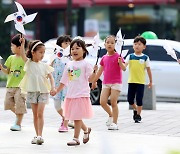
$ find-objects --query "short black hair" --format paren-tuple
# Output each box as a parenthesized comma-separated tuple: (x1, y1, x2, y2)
(56, 35, 72, 47)
(11, 34, 28, 48)
(134, 36, 146, 45)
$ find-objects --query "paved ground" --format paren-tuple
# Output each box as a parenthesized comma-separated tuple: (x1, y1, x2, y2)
(0, 87, 180, 154)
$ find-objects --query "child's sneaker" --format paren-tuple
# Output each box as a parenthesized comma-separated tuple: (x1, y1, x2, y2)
(106, 117, 113, 126)
(10, 124, 21, 131)
(134, 115, 142, 123)
(36, 136, 44, 145)
(58, 125, 68, 132)
(133, 110, 137, 121)
(31, 136, 37, 144)
(58, 121, 68, 132)
(108, 123, 119, 130)
(68, 121, 74, 128)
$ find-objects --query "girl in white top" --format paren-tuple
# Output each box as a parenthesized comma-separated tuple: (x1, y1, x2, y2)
(19, 38, 55, 145)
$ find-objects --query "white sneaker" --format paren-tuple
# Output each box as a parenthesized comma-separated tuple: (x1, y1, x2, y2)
(68, 121, 74, 128)
(31, 136, 37, 144)
(106, 117, 113, 126)
(108, 123, 119, 130)
(36, 136, 44, 145)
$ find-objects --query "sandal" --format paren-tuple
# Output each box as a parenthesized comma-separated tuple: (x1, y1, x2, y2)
(67, 138, 80, 146)
(83, 127, 91, 144)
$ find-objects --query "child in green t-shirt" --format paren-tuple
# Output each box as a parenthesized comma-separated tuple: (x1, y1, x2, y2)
(0, 34, 27, 131)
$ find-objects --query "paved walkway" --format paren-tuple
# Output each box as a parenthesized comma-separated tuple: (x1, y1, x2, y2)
(0, 87, 180, 154)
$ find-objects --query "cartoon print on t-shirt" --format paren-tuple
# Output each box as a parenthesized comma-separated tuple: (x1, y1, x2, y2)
(68, 66, 81, 81)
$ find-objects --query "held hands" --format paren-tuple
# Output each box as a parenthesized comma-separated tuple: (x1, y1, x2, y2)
(50, 88, 57, 96)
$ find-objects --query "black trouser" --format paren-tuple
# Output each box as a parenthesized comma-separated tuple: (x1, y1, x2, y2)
(127, 83, 145, 106)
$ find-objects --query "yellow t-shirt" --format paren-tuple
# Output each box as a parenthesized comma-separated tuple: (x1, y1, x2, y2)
(125, 53, 150, 84)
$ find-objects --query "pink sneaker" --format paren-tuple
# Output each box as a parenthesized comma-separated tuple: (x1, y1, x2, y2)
(58, 121, 68, 132)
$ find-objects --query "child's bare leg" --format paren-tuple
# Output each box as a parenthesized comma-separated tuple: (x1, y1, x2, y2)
(16, 114, 23, 126)
(137, 105, 142, 115)
(110, 89, 120, 124)
(74, 120, 82, 139)
(100, 88, 112, 117)
(37, 103, 45, 136)
(31, 103, 38, 135)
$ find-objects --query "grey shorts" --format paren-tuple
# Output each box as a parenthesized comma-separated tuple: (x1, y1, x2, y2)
(26, 92, 49, 104)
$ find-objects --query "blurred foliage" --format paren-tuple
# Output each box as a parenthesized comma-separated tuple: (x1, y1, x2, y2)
(168, 150, 180, 154)
(0, 1, 12, 60)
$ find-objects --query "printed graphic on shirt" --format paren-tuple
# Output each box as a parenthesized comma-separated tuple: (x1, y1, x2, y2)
(68, 66, 81, 81)
(10, 66, 23, 77)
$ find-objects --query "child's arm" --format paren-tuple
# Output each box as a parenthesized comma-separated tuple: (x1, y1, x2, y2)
(92, 66, 103, 83)
(0, 64, 10, 74)
(88, 65, 98, 83)
(47, 73, 56, 95)
(146, 67, 153, 88)
(118, 57, 126, 71)
(19, 37, 28, 62)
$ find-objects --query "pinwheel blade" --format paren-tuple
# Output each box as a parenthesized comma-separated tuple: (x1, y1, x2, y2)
(0, 56, 3, 59)
(15, 1, 27, 16)
(23, 13, 38, 24)
(115, 28, 124, 54)
(163, 43, 177, 60)
(121, 49, 129, 58)
(4, 14, 15, 23)
(15, 23, 26, 35)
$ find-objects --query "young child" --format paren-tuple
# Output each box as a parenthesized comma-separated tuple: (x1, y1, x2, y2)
(0, 34, 27, 131)
(93, 35, 126, 130)
(51, 38, 97, 146)
(125, 36, 152, 123)
(50, 35, 72, 132)
(19, 38, 55, 145)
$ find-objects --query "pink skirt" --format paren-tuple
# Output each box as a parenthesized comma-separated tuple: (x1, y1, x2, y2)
(63, 97, 93, 120)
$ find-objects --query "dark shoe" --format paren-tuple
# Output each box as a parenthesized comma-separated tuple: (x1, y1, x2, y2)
(67, 138, 80, 146)
(83, 128, 91, 144)
(134, 115, 141, 123)
(133, 110, 137, 121)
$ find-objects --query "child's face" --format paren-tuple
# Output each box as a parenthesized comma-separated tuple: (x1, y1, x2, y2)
(32, 46, 45, 62)
(61, 41, 71, 49)
(70, 43, 84, 61)
(133, 41, 146, 54)
(104, 37, 116, 53)
(11, 43, 20, 55)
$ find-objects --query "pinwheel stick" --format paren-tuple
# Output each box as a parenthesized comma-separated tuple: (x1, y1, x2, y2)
(93, 47, 101, 73)
(120, 34, 125, 56)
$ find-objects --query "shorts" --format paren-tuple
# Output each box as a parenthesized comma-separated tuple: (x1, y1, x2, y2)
(102, 83, 122, 92)
(54, 99, 63, 111)
(4, 88, 27, 114)
(26, 92, 49, 104)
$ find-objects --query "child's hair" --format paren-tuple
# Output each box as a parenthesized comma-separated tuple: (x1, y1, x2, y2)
(56, 35, 72, 47)
(104, 35, 116, 43)
(70, 38, 89, 59)
(11, 34, 28, 48)
(134, 36, 146, 45)
(26, 40, 45, 59)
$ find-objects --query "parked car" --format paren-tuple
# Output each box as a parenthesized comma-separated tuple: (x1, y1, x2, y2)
(44, 38, 180, 105)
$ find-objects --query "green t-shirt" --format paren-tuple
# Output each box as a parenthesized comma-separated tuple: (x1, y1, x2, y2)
(4, 55, 25, 87)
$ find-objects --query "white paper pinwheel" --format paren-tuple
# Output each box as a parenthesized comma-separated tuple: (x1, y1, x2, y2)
(115, 29, 124, 54)
(4, 1, 37, 35)
(87, 33, 101, 57)
(0, 56, 3, 60)
(163, 43, 178, 60)
(49, 45, 70, 64)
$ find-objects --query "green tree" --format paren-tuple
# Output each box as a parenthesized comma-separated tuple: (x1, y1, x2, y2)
(0, 1, 12, 60)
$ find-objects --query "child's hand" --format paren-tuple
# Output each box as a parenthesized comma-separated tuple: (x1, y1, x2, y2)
(118, 57, 123, 64)
(91, 82, 97, 90)
(50, 88, 57, 96)
(177, 59, 180, 64)
(148, 82, 152, 89)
